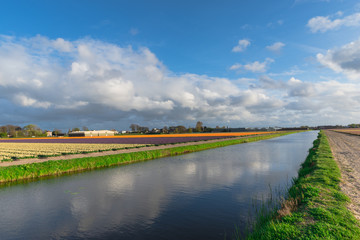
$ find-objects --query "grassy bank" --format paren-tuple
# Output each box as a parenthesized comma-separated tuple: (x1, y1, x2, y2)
(246, 131, 360, 239)
(0, 132, 295, 184)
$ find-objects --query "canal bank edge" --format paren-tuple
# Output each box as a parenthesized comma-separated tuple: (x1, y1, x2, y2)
(246, 131, 360, 240)
(0, 132, 297, 184)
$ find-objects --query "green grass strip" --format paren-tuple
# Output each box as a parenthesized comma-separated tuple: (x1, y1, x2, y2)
(247, 131, 360, 240)
(0, 132, 295, 184)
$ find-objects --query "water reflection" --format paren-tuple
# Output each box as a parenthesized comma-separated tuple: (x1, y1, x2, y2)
(0, 131, 318, 240)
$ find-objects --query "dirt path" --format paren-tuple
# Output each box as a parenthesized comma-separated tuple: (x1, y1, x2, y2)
(0, 136, 249, 167)
(325, 130, 360, 220)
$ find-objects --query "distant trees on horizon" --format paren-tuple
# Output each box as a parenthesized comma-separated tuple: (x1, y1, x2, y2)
(0, 124, 44, 138)
(128, 121, 209, 134)
(2, 122, 360, 138)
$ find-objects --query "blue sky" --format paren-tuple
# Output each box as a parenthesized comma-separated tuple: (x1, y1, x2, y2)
(1, 0, 360, 131)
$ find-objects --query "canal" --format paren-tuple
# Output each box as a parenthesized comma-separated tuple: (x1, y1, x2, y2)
(0, 131, 318, 239)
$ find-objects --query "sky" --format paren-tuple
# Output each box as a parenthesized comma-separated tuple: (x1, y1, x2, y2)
(1, 0, 360, 131)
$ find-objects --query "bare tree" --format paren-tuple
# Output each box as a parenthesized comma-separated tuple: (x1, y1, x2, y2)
(195, 121, 203, 132)
(162, 126, 168, 134)
(130, 124, 140, 132)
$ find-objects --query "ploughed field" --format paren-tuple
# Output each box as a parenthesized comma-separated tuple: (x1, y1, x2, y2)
(0, 132, 270, 162)
(334, 129, 360, 136)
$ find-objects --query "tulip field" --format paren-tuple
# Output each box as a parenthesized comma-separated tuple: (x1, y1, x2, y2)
(0, 132, 272, 162)
(0, 143, 146, 161)
(0, 131, 295, 183)
(0, 132, 269, 144)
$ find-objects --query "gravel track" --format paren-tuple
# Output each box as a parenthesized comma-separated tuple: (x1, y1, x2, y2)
(325, 130, 360, 220)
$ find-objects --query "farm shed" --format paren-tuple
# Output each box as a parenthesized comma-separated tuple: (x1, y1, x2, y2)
(69, 130, 116, 137)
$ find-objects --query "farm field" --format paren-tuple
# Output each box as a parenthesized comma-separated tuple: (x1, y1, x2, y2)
(0, 132, 271, 144)
(0, 132, 272, 162)
(333, 128, 360, 136)
(0, 131, 315, 240)
(0, 143, 146, 162)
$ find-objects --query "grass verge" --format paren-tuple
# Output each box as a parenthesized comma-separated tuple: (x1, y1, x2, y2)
(246, 130, 360, 239)
(0, 132, 295, 184)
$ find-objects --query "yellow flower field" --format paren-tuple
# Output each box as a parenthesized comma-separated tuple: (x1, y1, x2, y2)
(0, 143, 146, 161)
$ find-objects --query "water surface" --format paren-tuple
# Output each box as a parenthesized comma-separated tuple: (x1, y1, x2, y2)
(0, 131, 318, 239)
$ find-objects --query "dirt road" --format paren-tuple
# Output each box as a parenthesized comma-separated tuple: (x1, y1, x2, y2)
(325, 130, 360, 220)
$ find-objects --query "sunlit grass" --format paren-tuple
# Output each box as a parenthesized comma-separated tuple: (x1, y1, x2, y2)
(245, 131, 360, 239)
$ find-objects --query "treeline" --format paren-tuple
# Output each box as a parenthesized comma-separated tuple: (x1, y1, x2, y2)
(129, 121, 206, 134)
(0, 125, 96, 138)
(0, 124, 46, 138)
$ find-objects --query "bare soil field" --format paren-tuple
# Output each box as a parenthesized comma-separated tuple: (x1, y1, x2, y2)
(333, 129, 360, 136)
(325, 130, 360, 220)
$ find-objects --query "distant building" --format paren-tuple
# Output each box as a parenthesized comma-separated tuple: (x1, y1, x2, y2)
(46, 131, 52, 137)
(151, 128, 161, 133)
(68, 130, 117, 137)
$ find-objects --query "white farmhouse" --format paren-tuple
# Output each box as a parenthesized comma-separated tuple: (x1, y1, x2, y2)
(69, 130, 117, 137)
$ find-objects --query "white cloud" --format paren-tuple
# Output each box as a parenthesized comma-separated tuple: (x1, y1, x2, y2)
(266, 42, 285, 52)
(268, 66, 303, 77)
(0, 35, 286, 127)
(229, 63, 242, 70)
(256, 75, 285, 89)
(317, 38, 360, 80)
(52, 38, 73, 52)
(252, 75, 360, 125)
(287, 77, 315, 97)
(230, 58, 274, 73)
(2, 35, 360, 128)
(232, 39, 250, 52)
(13, 94, 51, 108)
(307, 12, 360, 33)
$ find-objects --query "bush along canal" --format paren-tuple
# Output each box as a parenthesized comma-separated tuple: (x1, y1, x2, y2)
(0, 132, 297, 184)
(246, 131, 360, 239)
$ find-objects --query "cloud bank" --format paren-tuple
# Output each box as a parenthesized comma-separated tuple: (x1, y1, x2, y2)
(0, 35, 360, 129)
(0, 35, 285, 128)
(317, 38, 360, 80)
